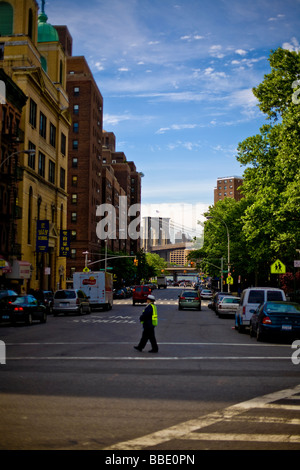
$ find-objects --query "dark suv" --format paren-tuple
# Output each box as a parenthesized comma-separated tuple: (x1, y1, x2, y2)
(132, 285, 152, 305)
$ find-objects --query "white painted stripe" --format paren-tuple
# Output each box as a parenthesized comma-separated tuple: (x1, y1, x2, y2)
(103, 384, 300, 450)
(183, 432, 300, 443)
(5, 341, 290, 348)
(6, 356, 292, 361)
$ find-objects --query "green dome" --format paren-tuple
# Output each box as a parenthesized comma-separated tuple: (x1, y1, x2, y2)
(38, 12, 59, 43)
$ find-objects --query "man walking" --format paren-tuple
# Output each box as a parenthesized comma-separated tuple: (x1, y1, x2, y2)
(134, 295, 158, 353)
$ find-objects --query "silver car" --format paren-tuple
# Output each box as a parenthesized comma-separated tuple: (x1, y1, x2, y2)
(53, 289, 91, 316)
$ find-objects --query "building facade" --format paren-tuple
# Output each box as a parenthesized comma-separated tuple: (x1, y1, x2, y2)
(0, 0, 71, 292)
(214, 176, 243, 204)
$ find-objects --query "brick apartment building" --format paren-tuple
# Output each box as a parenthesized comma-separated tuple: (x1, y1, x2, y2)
(55, 27, 141, 280)
(214, 176, 243, 204)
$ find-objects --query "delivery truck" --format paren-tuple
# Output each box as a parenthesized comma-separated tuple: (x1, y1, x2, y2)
(157, 275, 167, 289)
(73, 271, 113, 310)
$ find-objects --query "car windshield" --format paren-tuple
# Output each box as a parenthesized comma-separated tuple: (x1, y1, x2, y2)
(54, 290, 76, 299)
(11, 296, 27, 305)
(222, 298, 240, 304)
(266, 302, 300, 314)
(248, 290, 265, 303)
(182, 292, 198, 298)
(267, 291, 284, 301)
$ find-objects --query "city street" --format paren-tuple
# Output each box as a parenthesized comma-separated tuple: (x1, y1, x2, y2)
(0, 287, 300, 451)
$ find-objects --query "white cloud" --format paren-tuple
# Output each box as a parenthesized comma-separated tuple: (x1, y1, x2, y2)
(209, 44, 225, 59)
(282, 37, 300, 52)
(235, 49, 247, 56)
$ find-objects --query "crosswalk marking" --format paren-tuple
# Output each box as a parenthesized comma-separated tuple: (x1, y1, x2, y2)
(103, 384, 300, 450)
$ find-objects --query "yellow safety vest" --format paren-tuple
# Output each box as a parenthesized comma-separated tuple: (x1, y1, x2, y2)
(141, 303, 158, 326)
(151, 304, 158, 326)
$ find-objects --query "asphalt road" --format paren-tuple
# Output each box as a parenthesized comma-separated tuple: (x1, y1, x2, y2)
(0, 287, 300, 451)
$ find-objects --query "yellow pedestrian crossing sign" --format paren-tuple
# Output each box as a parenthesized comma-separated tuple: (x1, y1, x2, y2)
(83, 267, 90, 272)
(226, 275, 233, 284)
(271, 259, 286, 274)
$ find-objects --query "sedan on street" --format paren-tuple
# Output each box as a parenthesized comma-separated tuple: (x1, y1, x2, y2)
(250, 301, 300, 341)
(217, 296, 240, 317)
(0, 295, 47, 325)
(200, 289, 213, 300)
(178, 290, 201, 310)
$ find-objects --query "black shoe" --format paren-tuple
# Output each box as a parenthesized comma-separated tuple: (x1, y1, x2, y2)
(148, 349, 158, 353)
(134, 346, 142, 351)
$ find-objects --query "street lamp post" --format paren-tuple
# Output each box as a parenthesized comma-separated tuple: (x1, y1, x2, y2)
(206, 215, 231, 292)
(0, 149, 35, 171)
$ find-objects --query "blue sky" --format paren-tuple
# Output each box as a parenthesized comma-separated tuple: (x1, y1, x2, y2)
(46, 0, 300, 233)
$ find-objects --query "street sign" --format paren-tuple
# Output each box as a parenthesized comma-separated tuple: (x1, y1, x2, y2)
(270, 259, 286, 274)
(226, 276, 233, 284)
(83, 267, 90, 272)
(294, 260, 300, 268)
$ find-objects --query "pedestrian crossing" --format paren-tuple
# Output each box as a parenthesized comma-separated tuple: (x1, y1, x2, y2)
(104, 384, 300, 450)
(114, 299, 178, 306)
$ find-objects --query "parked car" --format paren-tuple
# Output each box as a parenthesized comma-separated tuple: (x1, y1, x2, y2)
(250, 301, 300, 341)
(217, 296, 240, 317)
(212, 292, 233, 312)
(114, 289, 126, 299)
(200, 289, 213, 300)
(235, 287, 286, 332)
(0, 295, 47, 325)
(0, 289, 18, 300)
(132, 285, 152, 305)
(178, 290, 201, 310)
(52, 289, 91, 316)
(32, 290, 53, 313)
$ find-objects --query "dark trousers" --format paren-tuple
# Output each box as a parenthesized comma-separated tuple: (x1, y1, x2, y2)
(137, 327, 158, 351)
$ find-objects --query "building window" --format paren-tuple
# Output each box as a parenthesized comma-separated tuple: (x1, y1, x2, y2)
(38, 152, 45, 177)
(49, 160, 55, 184)
(74, 87, 80, 96)
(72, 175, 78, 186)
(72, 140, 78, 150)
(71, 194, 77, 204)
(50, 123, 56, 148)
(60, 167, 66, 190)
(72, 157, 78, 168)
(71, 212, 77, 223)
(73, 122, 79, 133)
(29, 99, 37, 127)
(27, 187, 33, 244)
(39, 112, 47, 139)
(71, 248, 76, 259)
(28, 142, 36, 169)
(73, 104, 79, 115)
(0, 2, 13, 35)
(61, 133, 66, 155)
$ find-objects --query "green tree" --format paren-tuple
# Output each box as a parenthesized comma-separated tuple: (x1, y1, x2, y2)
(145, 252, 169, 276)
(236, 48, 300, 281)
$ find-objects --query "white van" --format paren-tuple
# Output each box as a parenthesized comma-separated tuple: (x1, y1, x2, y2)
(235, 287, 286, 332)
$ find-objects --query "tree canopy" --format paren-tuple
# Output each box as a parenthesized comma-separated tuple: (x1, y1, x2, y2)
(190, 48, 300, 290)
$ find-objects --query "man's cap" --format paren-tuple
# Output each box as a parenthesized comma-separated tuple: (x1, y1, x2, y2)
(147, 295, 155, 301)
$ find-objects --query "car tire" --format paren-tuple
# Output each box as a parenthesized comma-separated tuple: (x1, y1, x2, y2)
(40, 312, 47, 323)
(26, 313, 33, 326)
(256, 326, 264, 342)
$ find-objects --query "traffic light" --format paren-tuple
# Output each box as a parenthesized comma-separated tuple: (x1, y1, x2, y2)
(134, 258, 138, 266)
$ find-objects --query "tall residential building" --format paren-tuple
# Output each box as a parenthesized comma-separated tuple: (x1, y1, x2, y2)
(214, 176, 243, 204)
(54, 28, 142, 277)
(0, 0, 71, 292)
(64, 55, 104, 279)
(0, 69, 27, 282)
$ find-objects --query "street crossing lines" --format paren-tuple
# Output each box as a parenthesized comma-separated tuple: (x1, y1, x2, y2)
(103, 384, 300, 450)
